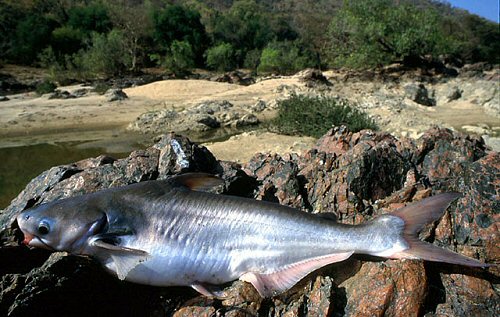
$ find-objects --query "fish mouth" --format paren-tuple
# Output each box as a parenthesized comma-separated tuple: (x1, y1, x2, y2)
(23, 233, 55, 251)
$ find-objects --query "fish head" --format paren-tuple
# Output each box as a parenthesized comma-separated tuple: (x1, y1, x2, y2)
(17, 196, 107, 253)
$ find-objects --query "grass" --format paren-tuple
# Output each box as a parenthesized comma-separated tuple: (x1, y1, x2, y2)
(269, 95, 377, 138)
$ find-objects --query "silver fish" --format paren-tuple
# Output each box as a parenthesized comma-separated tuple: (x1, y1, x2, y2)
(16, 173, 490, 297)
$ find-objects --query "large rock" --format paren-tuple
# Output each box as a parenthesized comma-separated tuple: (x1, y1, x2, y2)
(404, 83, 436, 106)
(128, 100, 259, 135)
(0, 126, 497, 316)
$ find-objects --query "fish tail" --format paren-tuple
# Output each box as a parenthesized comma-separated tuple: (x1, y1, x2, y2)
(388, 193, 492, 267)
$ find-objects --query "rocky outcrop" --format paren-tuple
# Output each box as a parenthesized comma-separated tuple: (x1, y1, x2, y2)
(212, 71, 256, 86)
(105, 88, 128, 102)
(128, 100, 259, 135)
(0, 127, 498, 316)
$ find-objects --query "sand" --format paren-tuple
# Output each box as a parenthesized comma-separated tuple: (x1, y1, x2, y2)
(0, 70, 498, 160)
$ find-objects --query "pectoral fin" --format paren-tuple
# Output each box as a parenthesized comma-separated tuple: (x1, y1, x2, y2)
(90, 236, 150, 280)
(240, 251, 354, 297)
(110, 253, 150, 280)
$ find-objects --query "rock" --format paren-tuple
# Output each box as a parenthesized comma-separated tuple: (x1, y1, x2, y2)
(0, 126, 497, 316)
(295, 68, 332, 88)
(48, 90, 76, 99)
(0, 96, 9, 102)
(105, 88, 128, 102)
(0, 74, 32, 94)
(404, 83, 436, 106)
(213, 71, 255, 86)
(128, 100, 259, 135)
(445, 86, 462, 102)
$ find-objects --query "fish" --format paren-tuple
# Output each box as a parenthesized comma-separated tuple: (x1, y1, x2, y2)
(16, 173, 491, 298)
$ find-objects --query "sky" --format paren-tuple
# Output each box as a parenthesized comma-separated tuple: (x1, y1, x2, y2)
(447, 0, 499, 22)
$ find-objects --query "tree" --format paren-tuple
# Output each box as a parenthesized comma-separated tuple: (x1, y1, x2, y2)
(106, 0, 154, 71)
(80, 29, 131, 77)
(164, 40, 195, 76)
(67, 2, 111, 36)
(327, 0, 454, 68)
(210, 0, 273, 64)
(257, 41, 317, 74)
(205, 42, 236, 71)
(152, 4, 208, 66)
(11, 15, 56, 64)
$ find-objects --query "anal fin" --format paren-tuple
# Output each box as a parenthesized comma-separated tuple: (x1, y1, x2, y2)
(191, 283, 226, 298)
(240, 251, 353, 297)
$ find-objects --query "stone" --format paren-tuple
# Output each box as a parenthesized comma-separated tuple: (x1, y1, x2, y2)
(0, 96, 9, 102)
(0, 126, 497, 316)
(445, 86, 462, 102)
(404, 83, 436, 106)
(105, 88, 128, 102)
(128, 100, 259, 135)
(48, 90, 75, 99)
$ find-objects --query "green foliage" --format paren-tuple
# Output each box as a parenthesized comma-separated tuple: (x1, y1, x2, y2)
(67, 3, 112, 36)
(93, 82, 111, 95)
(153, 4, 207, 65)
(270, 95, 377, 138)
(79, 29, 131, 77)
(11, 15, 56, 64)
(164, 40, 195, 76)
(257, 41, 317, 74)
(243, 49, 261, 70)
(51, 26, 84, 57)
(205, 43, 236, 71)
(327, 0, 455, 68)
(35, 80, 56, 95)
(210, 0, 274, 66)
(442, 13, 500, 64)
(1, 0, 497, 71)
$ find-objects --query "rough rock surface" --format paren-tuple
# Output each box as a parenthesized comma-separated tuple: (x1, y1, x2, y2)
(128, 100, 259, 135)
(0, 126, 498, 316)
(105, 88, 128, 102)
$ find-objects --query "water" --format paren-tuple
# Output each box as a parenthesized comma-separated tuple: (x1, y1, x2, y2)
(0, 142, 137, 209)
(0, 126, 255, 209)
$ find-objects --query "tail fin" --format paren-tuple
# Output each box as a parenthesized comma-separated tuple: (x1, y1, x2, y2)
(390, 193, 492, 267)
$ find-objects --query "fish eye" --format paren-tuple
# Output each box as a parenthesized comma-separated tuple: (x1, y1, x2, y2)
(38, 221, 50, 235)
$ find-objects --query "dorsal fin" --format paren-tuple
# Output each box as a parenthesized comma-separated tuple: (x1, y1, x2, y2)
(168, 173, 224, 192)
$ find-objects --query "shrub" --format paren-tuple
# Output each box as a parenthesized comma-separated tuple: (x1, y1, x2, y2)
(93, 82, 111, 95)
(327, 0, 455, 68)
(11, 15, 55, 64)
(164, 40, 195, 76)
(269, 95, 377, 138)
(51, 26, 84, 57)
(243, 49, 261, 70)
(67, 3, 112, 36)
(36, 80, 57, 95)
(80, 29, 131, 77)
(205, 43, 236, 71)
(257, 41, 316, 75)
(152, 4, 207, 66)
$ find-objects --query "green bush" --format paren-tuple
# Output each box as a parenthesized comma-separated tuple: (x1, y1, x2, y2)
(205, 42, 236, 71)
(11, 15, 55, 64)
(51, 26, 84, 57)
(164, 40, 195, 76)
(79, 29, 131, 77)
(93, 82, 111, 95)
(152, 4, 208, 66)
(269, 95, 377, 138)
(257, 41, 316, 75)
(36, 80, 57, 95)
(327, 0, 455, 68)
(67, 3, 112, 36)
